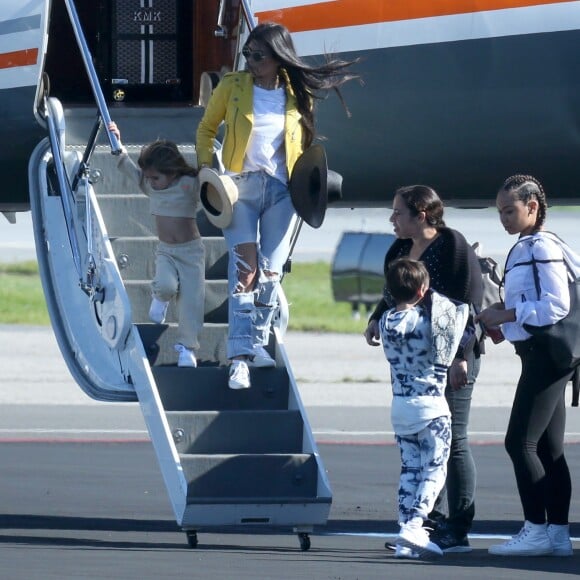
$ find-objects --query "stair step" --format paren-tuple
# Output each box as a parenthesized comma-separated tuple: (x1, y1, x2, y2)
(153, 366, 290, 411)
(181, 453, 318, 501)
(126, 280, 228, 324)
(111, 236, 228, 280)
(166, 410, 304, 454)
(138, 323, 228, 366)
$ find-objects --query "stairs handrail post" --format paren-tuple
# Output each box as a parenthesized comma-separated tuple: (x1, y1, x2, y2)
(240, 0, 257, 30)
(62, 0, 122, 155)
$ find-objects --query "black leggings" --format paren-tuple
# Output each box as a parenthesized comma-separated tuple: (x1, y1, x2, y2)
(505, 338, 573, 525)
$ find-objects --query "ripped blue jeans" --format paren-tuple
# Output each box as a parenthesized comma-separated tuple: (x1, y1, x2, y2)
(222, 171, 297, 359)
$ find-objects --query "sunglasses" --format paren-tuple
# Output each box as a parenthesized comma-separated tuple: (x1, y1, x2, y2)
(242, 48, 268, 62)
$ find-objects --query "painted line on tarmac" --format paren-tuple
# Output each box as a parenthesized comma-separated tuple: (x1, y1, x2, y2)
(0, 429, 148, 435)
(0, 428, 578, 446)
(322, 531, 580, 543)
(313, 429, 580, 438)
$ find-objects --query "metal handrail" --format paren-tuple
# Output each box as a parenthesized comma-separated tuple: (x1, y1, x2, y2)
(45, 99, 83, 281)
(240, 0, 257, 31)
(43, 0, 123, 295)
(63, 0, 121, 156)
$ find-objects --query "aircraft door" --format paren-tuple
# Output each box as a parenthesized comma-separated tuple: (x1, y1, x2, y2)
(109, 0, 192, 102)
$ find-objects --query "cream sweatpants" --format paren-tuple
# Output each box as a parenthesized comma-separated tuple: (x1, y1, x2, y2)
(151, 239, 205, 351)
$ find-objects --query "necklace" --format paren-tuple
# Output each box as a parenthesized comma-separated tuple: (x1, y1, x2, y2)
(254, 76, 280, 90)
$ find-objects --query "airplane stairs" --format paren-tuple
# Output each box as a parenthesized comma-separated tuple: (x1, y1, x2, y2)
(32, 104, 332, 549)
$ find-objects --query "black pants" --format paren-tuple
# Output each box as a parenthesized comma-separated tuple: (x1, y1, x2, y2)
(506, 338, 573, 525)
(430, 351, 479, 536)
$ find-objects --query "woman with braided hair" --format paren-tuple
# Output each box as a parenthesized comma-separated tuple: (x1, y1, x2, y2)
(476, 174, 574, 557)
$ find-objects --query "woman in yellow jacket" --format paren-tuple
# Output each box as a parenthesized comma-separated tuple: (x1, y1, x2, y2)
(197, 22, 358, 389)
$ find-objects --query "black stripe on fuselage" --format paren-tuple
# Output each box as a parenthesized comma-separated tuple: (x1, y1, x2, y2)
(316, 29, 580, 207)
(1, 85, 45, 211)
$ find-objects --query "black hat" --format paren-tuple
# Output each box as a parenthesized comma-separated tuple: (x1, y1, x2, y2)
(290, 145, 342, 228)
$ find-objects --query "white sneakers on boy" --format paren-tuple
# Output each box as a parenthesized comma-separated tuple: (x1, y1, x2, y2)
(174, 344, 197, 368)
(248, 346, 276, 368)
(547, 524, 573, 556)
(149, 297, 169, 324)
(397, 519, 443, 559)
(229, 360, 250, 389)
(394, 544, 419, 559)
(488, 521, 553, 556)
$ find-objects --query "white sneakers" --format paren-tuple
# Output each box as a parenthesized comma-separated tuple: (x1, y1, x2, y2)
(248, 346, 276, 368)
(547, 523, 574, 557)
(397, 519, 443, 559)
(229, 359, 250, 389)
(228, 347, 275, 389)
(488, 521, 565, 556)
(149, 297, 169, 324)
(394, 544, 419, 559)
(174, 344, 197, 368)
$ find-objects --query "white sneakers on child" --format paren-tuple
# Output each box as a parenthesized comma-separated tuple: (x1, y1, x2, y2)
(229, 359, 250, 389)
(149, 297, 169, 324)
(174, 344, 197, 368)
(394, 544, 419, 559)
(248, 346, 276, 368)
(488, 521, 553, 556)
(397, 519, 443, 559)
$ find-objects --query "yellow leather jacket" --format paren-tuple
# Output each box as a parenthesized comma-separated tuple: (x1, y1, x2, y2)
(196, 71, 305, 176)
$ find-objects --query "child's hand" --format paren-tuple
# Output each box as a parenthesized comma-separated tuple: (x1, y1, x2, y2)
(108, 121, 121, 142)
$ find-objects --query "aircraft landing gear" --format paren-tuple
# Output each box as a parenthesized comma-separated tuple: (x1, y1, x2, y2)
(185, 530, 198, 548)
(298, 532, 311, 551)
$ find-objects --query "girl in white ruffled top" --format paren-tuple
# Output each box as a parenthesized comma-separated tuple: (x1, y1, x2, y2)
(109, 122, 204, 367)
(476, 174, 575, 557)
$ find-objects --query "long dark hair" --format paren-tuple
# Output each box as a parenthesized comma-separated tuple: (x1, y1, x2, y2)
(244, 22, 360, 147)
(395, 185, 446, 229)
(138, 140, 197, 178)
(499, 174, 547, 230)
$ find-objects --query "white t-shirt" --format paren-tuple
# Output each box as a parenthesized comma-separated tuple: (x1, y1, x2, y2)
(242, 86, 288, 183)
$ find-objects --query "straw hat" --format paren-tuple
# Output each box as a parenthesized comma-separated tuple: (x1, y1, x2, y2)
(199, 167, 238, 228)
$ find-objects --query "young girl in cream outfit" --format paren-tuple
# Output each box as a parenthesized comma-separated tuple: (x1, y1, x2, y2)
(109, 122, 204, 367)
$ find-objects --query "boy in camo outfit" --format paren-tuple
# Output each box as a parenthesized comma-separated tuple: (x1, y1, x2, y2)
(379, 258, 472, 559)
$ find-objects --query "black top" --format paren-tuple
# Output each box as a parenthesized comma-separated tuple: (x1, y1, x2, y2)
(369, 227, 484, 358)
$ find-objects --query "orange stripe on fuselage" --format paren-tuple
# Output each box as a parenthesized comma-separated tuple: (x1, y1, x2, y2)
(256, 0, 575, 32)
(0, 48, 39, 70)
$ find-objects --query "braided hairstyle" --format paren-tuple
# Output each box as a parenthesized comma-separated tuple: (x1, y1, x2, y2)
(500, 174, 547, 230)
(395, 185, 446, 229)
(138, 140, 197, 178)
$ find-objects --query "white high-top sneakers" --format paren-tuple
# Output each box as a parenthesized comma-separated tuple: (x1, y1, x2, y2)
(488, 521, 553, 556)
(547, 524, 573, 557)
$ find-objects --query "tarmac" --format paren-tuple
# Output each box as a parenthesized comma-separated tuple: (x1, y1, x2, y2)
(2, 210, 580, 578)
(2, 206, 580, 444)
(1, 324, 580, 446)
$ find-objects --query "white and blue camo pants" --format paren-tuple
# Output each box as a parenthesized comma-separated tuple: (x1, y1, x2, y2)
(396, 416, 451, 524)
